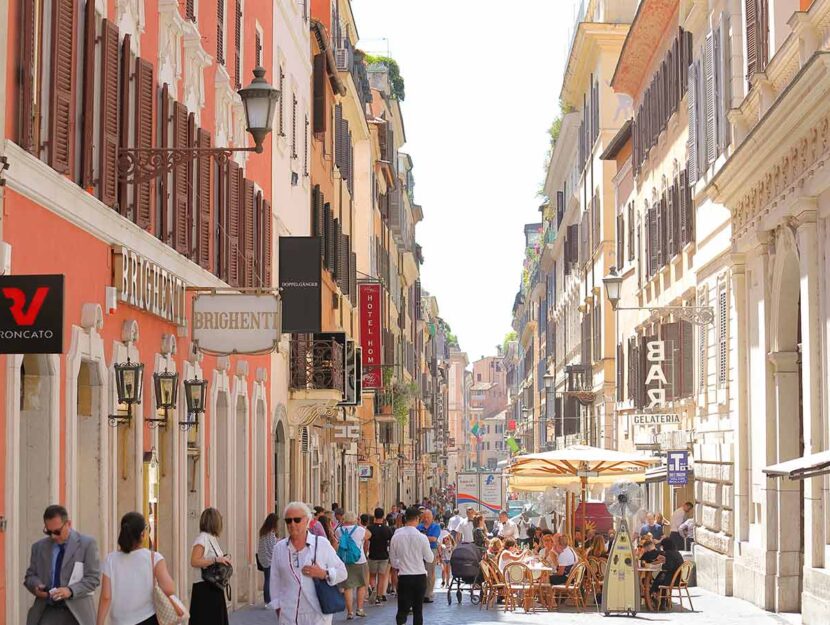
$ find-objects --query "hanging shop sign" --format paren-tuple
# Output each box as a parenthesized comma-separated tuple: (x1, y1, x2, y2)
(279, 237, 322, 333)
(632, 413, 681, 426)
(644, 339, 668, 408)
(358, 464, 373, 479)
(339, 342, 363, 406)
(192, 293, 281, 354)
(112, 247, 187, 326)
(667, 450, 690, 486)
(359, 282, 383, 389)
(0, 274, 64, 354)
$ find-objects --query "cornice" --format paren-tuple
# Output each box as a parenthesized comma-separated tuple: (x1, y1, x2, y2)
(561, 23, 630, 108)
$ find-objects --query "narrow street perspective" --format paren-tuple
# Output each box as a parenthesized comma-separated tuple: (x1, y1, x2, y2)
(1, 0, 830, 624)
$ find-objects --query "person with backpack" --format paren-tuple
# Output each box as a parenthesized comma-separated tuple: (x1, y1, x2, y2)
(334, 511, 367, 619)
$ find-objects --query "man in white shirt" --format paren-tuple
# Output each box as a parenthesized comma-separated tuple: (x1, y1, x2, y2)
(454, 507, 476, 544)
(446, 509, 463, 539)
(550, 534, 577, 584)
(389, 507, 434, 625)
(493, 510, 517, 540)
(669, 502, 694, 550)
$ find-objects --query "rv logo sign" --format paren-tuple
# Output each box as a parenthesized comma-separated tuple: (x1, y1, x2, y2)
(0, 275, 64, 354)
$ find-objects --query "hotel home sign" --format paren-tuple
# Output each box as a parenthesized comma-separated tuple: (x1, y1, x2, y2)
(113, 246, 187, 326)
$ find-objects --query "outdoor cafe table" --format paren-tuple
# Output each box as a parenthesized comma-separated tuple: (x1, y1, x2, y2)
(525, 563, 554, 610)
(638, 563, 664, 611)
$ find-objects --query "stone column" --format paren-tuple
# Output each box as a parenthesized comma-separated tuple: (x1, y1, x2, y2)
(768, 350, 802, 612)
(796, 204, 825, 570)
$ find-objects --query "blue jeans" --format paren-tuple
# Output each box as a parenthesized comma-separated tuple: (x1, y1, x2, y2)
(263, 566, 271, 604)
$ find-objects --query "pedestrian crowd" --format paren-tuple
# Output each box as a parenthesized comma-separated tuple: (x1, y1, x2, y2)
(22, 498, 695, 625)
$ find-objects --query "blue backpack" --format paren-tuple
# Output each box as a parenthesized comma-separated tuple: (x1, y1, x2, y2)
(337, 526, 362, 564)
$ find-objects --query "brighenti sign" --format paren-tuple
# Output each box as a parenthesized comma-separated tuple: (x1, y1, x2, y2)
(113, 246, 187, 326)
(192, 292, 281, 355)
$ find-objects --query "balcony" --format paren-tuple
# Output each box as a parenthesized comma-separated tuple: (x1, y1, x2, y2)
(288, 335, 345, 426)
(565, 364, 592, 392)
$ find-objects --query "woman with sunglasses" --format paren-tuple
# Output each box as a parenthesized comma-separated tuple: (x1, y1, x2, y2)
(190, 507, 232, 625)
(268, 502, 347, 625)
(96, 512, 184, 625)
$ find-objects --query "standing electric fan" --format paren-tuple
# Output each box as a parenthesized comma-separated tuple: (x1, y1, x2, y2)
(600, 482, 644, 617)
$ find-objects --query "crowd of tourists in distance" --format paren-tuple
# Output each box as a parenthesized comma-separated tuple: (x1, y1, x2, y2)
(21, 498, 696, 625)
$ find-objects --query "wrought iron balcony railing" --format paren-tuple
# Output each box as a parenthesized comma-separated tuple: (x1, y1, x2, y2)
(289, 335, 344, 393)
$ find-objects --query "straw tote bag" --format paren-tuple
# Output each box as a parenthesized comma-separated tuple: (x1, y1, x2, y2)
(150, 544, 188, 625)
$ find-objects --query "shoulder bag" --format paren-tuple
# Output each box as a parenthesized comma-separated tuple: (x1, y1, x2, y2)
(150, 544, 188, 625)
(312, 536, 346, 614)
(201, 536, 234, 601)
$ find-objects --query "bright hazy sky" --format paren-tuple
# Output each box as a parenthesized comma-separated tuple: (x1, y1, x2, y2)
(352, 0, 578, 361)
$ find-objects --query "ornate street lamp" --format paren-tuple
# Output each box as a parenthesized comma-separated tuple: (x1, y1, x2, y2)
(602, 266, 714, 326)
(180, 376, 208, 430)
(118, 67, 280, 183)
(148, 368, 179, 427)
(109, 358, 144, 426)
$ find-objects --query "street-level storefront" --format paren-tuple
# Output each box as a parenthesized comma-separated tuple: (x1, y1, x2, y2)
(1, 180, 271, 620)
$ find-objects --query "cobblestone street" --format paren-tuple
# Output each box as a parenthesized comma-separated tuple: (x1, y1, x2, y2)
(230, 583, 802, 625)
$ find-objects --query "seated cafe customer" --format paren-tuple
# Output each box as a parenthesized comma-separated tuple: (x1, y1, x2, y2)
(549, 534, 577, 584)
(650, 538, 684, 601)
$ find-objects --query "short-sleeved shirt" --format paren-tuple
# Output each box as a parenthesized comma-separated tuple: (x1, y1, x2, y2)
(102, 549, 164, 625)
(417, 522, 441, 551)
(192, 532, 224, 582)
(367, 523, 394, 560)
(557, 546, 577, 567)
(335, 524, 367, 564)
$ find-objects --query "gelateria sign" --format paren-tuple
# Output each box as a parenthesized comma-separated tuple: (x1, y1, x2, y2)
(113, 247, 187, 326)
(192, 292, 281, 355)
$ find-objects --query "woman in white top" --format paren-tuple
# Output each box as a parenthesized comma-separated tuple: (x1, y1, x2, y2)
(268, 501, 347, 625)
(496, 538, 527, 572)
(96, 512, 180, 625)
(334, 511, 368, 619)
(189, 507, 232, 625)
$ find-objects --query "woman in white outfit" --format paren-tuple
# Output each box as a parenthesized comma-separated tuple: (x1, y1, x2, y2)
(268, 501, 347, 625)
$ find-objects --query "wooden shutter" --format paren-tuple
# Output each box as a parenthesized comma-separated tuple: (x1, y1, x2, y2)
(243, 179, 255, 287)
(278, 66, 285, 136)
(745, 0, 757, 80)
(49, 0, 77, 175)
(98, 19, 120, 208)
(262, 197, 272, 286)
(616, 343, 624, 402)
(616, 213, 624, 269)
(627, 337, 636, 403)
(19, 0, 39, 154)
(704, 32, 717, 166)
(134, 57, 154, 229)
(197, 130, 212, 270)
(666, 185, 675, 259)
(648, 206, 657, 277)
(332, 218, 342, 281)
(117, 36, 132, 216)
(655, 196, 664, 268)
(217, 0, 225, 65)
(323, 203, 334, 270)
(227, 160, 241, 286)
(719, 12, 732, 152)
(687, 60, 699, 183)
(172, 102, 190, 254)
(313, 53, 327, 133)
(680, 320, 694, 397)
(628, 202, 635, 261)
(679, 170, 689, 244)
(234, 0, 242, 88)
(186, 0, 195, 21)
(291, 94, 298, 158)
(81, 1, 96, 188)
(662, 322, 679, 400)
(311, 185, 324, 238)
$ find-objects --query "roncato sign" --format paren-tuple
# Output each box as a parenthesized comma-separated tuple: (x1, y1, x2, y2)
(359, 283, 382, 389)
(279, 237, 322, 333)
(0, 275, 64, 354)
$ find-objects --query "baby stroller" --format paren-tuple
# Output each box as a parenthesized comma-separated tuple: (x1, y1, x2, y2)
(446, 543, 483, 605)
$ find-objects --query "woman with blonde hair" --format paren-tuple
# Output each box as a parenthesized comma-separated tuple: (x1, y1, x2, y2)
(334, 511, 368, 619)
(189, 508, 231, 625)
(588, 534, 607, 559)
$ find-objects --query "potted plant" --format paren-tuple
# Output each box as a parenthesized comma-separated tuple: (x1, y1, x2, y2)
(392, 381, 418, 425)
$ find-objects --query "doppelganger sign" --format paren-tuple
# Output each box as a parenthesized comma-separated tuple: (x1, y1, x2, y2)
(360, 283, 383, 389)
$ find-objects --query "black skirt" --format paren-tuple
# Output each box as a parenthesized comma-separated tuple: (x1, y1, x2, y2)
(190, 582, 229, 625)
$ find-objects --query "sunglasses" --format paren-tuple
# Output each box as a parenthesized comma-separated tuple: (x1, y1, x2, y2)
(285, 517, 305, 525)
(43, 522, 67, 537)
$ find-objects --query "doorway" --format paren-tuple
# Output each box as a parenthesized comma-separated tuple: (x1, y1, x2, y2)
(234, 393, 250, 602)
(75, 361, 104, 549)
(274, 419, 286, 523)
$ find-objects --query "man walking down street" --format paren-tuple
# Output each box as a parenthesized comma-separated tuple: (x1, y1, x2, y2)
(366, 508, 393, 605)
(416, 509, 441, 603)
(24, 505, 100, 625)
(454, 507, 476, 544)
(446, 509, 462, 541)
(389, 507, 434, 625)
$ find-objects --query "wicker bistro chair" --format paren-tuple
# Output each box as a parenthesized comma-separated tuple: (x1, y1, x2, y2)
(479, 559, 508, 611)
(502, 562, 541, 612)
(657, 560, 695, 612)
(550, 562, 587, 610)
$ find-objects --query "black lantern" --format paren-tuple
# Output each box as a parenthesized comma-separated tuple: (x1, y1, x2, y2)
(181, 376, 208, 430)
(109, 358, 144, 426)
(148, 368, 179, 427)
(238, 67, 280, 153)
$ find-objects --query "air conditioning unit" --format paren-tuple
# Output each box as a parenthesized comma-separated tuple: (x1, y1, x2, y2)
(335, 47, 352, 71)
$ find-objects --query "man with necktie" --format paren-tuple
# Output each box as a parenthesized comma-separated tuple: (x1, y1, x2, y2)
(24, 505, 100, 625)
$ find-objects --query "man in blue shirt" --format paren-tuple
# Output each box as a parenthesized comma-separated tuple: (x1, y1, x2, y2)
(416, 509, 441, 603)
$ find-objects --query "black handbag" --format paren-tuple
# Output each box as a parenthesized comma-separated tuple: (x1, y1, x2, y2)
(312, 537, 345, 614)
(201, 537, 233, 601)
(256, 554, 265, 572)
